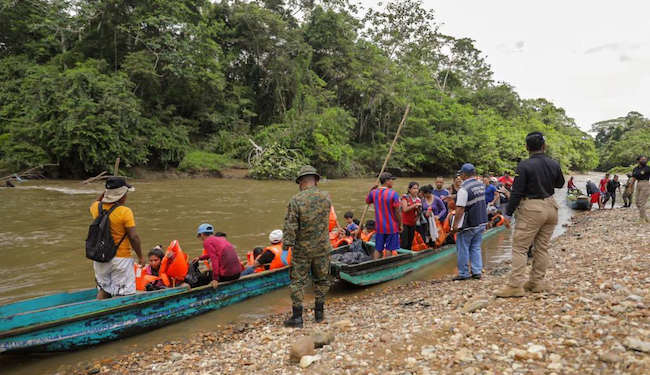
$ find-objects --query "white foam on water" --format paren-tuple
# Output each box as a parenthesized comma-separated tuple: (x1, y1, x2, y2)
(17, 186, 99, 195)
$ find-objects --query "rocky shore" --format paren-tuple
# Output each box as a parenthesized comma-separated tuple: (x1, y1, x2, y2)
(75, 208, 649, 375)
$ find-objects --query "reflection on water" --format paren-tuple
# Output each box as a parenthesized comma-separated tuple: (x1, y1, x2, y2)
(0, 172, 605, 374)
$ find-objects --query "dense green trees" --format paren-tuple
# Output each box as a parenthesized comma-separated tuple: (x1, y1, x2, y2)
(0, 0, 597, 177)
(591, 112, 650, 171)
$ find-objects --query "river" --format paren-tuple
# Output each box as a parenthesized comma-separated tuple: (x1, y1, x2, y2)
(0, 172, 609, 374)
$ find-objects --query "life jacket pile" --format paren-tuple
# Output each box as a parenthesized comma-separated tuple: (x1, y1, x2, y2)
(411, 231, 428, 251)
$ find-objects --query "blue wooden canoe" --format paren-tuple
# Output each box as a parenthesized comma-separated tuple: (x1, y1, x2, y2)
(331, 225, 509, 286)
(0, 267, 290, 354)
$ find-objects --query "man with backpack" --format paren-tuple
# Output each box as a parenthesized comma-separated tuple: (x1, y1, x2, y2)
(88, 177, 143, 299)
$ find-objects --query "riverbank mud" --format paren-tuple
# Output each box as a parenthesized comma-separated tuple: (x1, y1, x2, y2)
(71, 208, 649, 374)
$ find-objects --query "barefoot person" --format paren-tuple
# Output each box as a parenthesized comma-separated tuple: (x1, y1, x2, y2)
(283, 166, 332, 327)
(497, 132, 565, 298)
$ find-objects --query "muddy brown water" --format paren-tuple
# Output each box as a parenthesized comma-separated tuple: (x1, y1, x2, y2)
(0, 173, 608, 374)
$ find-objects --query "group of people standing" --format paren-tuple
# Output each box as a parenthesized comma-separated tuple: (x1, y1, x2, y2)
(85, 134, 649, 330)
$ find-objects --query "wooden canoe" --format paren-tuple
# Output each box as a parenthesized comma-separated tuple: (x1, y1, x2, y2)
(330, 225, 509, 286)
(0, 267, 290, 354)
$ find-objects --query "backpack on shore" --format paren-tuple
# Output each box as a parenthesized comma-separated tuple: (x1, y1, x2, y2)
(85, 202, 126, 262)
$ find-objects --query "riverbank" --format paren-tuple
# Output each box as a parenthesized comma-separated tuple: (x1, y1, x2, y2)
(66, 207, 649, 375)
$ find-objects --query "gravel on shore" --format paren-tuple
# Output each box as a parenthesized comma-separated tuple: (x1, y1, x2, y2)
(75, 208, 650, 375)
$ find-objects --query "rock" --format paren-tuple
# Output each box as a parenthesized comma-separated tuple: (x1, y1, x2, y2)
(309, 329, 335, 348)
(623, 337, 650, 353)
(507, 348, 528, 361)
(613, 283, 625, 291)
(561, 303, 573, 312)
(460, 299, 490, 314)
(547, 362, 563, 370)
(456, 348, 473, 361)
(599, 352, 622, 363)
(549, 353, 562, 363)
(625, 294, 643, 302)
(462, 367, 477, 375)
(527, 345, 546, 359)
(87, 364, 101, 374)
(421, 346, 436, 358)
(290, 336, 315, 362)
(332, 320, 352, 329)
(171, 352, 183, 362)
(299, 355, 320, 368)
(380, 334, 391, 343)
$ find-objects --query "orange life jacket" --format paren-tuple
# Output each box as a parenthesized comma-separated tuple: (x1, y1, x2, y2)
(411, 231, 428, 251)
(159, 240, 189, 287)
(360, 230, 375, 242)
(492, 214, 505, 227)
(333, 237, 353, 248)
(266, 243, 292, 270)
(134, 264, 162, 291)
(246, 251, 266, 273)
(329, 206, 338, 231)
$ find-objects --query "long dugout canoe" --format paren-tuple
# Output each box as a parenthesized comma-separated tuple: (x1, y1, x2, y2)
(331, 225, 510, 286)
(0, 267, 290, 354)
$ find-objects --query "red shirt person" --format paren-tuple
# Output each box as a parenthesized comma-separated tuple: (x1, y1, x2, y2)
(194, 224, 241, 288)
(497, 172, 514, 188)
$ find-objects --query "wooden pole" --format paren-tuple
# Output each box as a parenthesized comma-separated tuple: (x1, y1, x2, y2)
(113, 157, 120, 176)
(357, 105, 411, 234)
(81, 171, 107, 185)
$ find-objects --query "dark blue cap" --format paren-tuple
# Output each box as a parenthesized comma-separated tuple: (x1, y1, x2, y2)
(458, 163, 475, 173)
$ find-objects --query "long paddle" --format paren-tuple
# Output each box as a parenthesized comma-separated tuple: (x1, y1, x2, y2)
(357, 105, 411, 237)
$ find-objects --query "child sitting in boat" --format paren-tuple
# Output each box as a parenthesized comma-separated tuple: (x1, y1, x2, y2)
(135, 246, 166, 291)
(360, 220, 376, 242)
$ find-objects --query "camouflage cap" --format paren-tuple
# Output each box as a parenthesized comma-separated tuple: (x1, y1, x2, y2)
(295, 165, 320, 184)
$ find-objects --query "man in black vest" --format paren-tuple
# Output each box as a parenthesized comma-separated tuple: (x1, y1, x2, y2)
(630, 155, 650, 223)
(497, 132, 564, 298)
(450, 163, 488, 281)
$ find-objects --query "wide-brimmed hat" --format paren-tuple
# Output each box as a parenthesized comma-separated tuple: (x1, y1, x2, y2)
(101, 177, 134, 203)
(295, 165, 320, 184)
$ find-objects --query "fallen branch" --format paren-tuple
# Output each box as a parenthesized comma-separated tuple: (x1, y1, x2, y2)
(0, 164, 58, 183)
(81, 171, 107, 185)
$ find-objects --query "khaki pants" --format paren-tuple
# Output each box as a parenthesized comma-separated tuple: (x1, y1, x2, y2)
(508, 197, 559, 287)
(636, 180, 650, 219)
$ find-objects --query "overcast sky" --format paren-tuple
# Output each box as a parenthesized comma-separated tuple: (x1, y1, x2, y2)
(359, 0, 650, 131)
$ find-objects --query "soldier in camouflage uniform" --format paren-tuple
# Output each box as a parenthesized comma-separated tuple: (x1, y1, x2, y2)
(283, 165, 332, 328)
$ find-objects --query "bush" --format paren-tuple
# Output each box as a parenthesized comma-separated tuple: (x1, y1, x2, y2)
(178, 150, 234, 174)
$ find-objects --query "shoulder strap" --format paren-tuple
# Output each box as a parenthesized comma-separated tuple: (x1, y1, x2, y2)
(102, 202, 127, 247)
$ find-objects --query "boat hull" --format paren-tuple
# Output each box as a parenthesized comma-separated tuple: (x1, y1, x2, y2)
(0, 268, 290, 354)
(331, 225, 509, 286)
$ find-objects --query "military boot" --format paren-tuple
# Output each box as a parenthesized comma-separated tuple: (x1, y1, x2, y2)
(314, 301, 325, 323)
(523, 281, 547, 293)
(495, 286, 525, 298)
(284, 306, 303, 328)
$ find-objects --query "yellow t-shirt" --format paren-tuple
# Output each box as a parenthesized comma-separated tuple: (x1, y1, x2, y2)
(90, 201, 135, 258)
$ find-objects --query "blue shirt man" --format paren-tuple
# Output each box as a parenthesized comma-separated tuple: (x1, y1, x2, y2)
(484, 177, 497, 206)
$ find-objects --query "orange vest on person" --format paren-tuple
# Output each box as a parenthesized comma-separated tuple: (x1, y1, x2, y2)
(333, 237, 353, 248)
(329, 206, 338, 232)
(134, 265, 162, 291)
(492, 214, 505, 227)
(360, 230, 375, 242)
(159, 240, 189, 287)
(266, 243, 292, 270)
(411, 231, 428, 251)
(246, 251, 266, 273)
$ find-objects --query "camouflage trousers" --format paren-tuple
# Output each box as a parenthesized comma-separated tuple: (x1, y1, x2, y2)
(289, 254, 331, 307)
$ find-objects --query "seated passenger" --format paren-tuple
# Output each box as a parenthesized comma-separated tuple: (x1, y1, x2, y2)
(241, 230, 292, 276)
(360, 220, 376, 242)
(190, 223, 241, 288)
(344, 212, 360, 237)
(135, 246, 166, 291)
(159, 240, 189, 287)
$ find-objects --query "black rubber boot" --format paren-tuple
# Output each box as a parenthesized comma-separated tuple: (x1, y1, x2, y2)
(284, 306, 303, 328)
(315, 301, 325, 323)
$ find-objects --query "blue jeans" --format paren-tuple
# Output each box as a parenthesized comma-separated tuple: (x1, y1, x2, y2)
(455, 226, 485, 278)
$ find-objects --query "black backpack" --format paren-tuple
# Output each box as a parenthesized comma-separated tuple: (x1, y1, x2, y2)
(85, 202, 127, 262)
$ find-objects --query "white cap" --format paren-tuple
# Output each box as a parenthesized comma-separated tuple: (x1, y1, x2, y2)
(269, 229, 283, 244)
(490, 177, 498, 183)
(586, 179, 591, 183)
